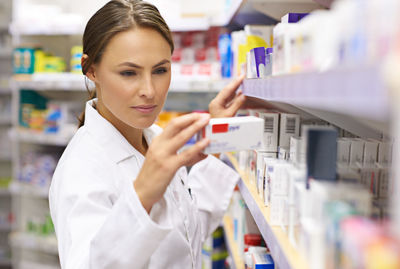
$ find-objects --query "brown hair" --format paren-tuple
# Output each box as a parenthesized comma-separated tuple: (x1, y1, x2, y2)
(78, 0, 174, 127)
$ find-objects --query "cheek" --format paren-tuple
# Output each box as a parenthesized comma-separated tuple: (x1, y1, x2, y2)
(154, 74, 171, 99)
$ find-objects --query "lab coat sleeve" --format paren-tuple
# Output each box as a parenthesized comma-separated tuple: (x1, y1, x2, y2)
(50, 158, 172, 269)
(187, 154, 239, 242)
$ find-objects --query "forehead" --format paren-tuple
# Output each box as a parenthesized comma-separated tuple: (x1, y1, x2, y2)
(101, 27, 171, 65)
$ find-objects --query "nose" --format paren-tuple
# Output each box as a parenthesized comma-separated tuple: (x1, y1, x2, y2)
(138, 74, 156, 99)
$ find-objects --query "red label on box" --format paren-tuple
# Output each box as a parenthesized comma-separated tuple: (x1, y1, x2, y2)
(212, 124, 229, 133)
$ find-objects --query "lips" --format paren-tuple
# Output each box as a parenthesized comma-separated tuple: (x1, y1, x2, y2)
(131, 105, 157, 113)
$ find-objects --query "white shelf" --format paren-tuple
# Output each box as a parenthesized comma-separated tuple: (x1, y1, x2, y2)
(249, 0, 323, 20)
(13, 129, 73, 147)
(0, 188, 10, 196)
(0, 224, 11, 232)
(242, 65, 388, 139)
(169, 79, 228, 93)
(0, 258, 11, 267)
(226, 153, 309, 269)
(0, 49, 12, 59)
(0, 117, 12, 125)
(10, 23, 83, 36)
(13, 73, 88, 91)
(13, 73, 227, 93)
(9, 232, 58, 255)
(211, 0, 244, 26)
(9, 182, 49, 199)
(0, 155, 11, 162)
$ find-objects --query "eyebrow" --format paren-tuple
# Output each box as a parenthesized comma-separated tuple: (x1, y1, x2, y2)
(118, 59, 170, 69)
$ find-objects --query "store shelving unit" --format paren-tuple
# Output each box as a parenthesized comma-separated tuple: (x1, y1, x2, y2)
(222, 215, 245, 269)
(0, 188, 10, 196)
(9, 232, 58, 255)
(242, 65, 389, 140)
(0, 258, 11, 267)
(12, 73, 226, 93)
(8, 182, 49, 199)
(249, 0, 324, 20)
(226, 153, 309, 269)
(11, 129, 73, 147)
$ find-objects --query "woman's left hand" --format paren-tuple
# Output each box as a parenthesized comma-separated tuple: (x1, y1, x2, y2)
(209, 74, 246, 118)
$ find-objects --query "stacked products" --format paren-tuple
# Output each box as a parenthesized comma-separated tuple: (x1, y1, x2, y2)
(232, 108, 399, 269)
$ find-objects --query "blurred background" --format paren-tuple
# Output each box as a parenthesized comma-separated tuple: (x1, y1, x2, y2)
(0, 0, 400, 268)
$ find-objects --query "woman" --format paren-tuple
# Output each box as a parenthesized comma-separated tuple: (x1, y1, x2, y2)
(49, 0, 246, 268)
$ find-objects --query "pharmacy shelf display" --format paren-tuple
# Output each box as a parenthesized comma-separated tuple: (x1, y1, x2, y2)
(249, 0, 323, 20)
(226, 153, 309, 269)
(12, 129, 72, 147)
(222, 216, 245, 269)
(13, 73, 224, 93)
(9, 232, 58, 255)
(0, 258, 11, 267)
(242, 65, 389, 140)
(9, 182, 50, 199)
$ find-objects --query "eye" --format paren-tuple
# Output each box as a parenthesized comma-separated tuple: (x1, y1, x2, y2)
(120, 71, 136, 77)
(153, 67, 167, 75)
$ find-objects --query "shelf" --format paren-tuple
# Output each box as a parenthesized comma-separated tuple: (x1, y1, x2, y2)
(9, 23, 83, 36)
(169, 79, 228, 93)
(9, 232, 58, 255)
(312, 0, 334, 8)
(211, 0, 245, 26)
(0, 258, 11, 267)
(12, 73, 227, 93)
(0, 188, 10, 196)
(242, 65, 389, 139)
(0, 155, 11, 162)
(0, 88, 11, 95)
(13, 129, 73, 147)
(13, 73, 87, 91)
(0, 117, 11, 125)
(223, 215, 245, 269)
(249, 0, 324, 20)
(226, 153, 309, 269)
(9, 182, 49, 199)
(0, 224, 11, 231)
(0, 49, 12, 59)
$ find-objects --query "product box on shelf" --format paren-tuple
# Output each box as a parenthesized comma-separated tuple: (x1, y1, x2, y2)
(349, 138, 365, 166)
(279, 113, 300, 148)
(303, 126, 338, 186)
(337, 138, 351, 164)
(258, 112, 279, 153)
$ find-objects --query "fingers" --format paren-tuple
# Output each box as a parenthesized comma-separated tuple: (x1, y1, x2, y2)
(163, 113, 207, 138)
(177, 138, 210, 167)
(168, 114, 210, 151)
(225, 92, 246, 117)
(215, 74, 245, 104)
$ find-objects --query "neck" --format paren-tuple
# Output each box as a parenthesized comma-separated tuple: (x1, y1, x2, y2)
(95, 100, 148, 156)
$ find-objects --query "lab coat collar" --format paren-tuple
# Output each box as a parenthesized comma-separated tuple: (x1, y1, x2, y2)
(83, 99, 161, 164)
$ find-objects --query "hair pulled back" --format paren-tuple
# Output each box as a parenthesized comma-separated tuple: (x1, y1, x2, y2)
(78, 0, 174, 127)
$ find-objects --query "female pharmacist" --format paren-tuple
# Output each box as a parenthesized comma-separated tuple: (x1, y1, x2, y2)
(49, 0, 246, 268)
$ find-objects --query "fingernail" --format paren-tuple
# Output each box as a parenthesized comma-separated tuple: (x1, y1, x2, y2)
(200, 113, 210, 121)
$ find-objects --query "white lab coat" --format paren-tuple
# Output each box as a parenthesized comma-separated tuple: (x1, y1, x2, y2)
(49, 99, 239, 269)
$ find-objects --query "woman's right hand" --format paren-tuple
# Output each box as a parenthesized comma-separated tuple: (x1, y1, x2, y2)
(134, 113, 211, 213)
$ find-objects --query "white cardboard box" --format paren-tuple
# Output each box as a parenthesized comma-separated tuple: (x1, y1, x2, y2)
(200, 116, 264, 154)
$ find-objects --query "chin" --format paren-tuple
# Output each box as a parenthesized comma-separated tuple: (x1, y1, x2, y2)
(128, 118, 156, 130)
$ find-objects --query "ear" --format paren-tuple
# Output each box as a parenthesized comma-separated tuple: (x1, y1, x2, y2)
(81, 54, 97, 82)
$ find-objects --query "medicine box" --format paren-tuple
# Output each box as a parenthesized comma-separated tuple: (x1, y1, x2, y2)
(337, 138, 351, 164)
(349, 139, 365, 166)
(363, 140, 378, 166)
(258, 112, 279, 152)
(279, 113, 300, 148)
(200, 116, 264, 154)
